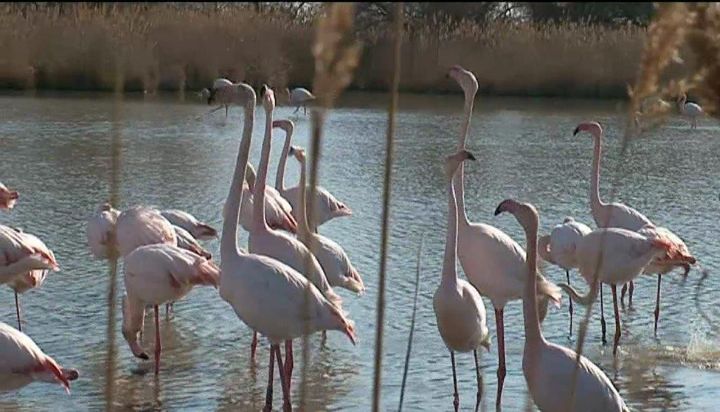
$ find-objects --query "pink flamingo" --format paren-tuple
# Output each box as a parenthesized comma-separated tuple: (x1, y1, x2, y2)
(495, 199, 629, 411)
(122, 243, 220, 374)
(448, 65, 562, 408)
(0, 182, 19, 210)
(0, 321, 79, 393)
(172, 224, 212, 259)
(160, 209, 217, 241)
(434, 149, 490, 412)
(216, 81, 356, 412)
(115, 206, 177, 258)
(86, 202, 120, 260)
(677, 93, 703, 129)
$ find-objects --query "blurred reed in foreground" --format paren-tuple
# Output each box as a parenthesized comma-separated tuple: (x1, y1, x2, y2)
(0, 3, 671, 98)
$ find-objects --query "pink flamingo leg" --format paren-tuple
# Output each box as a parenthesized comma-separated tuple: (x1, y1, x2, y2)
(154, 305, 161, 375)
(612, 285, 621, 356)
(600, 284, 607, 344)
(14, 291, 21, 331)
(451, 351, 459, 412)
(251, 331, 258, 361)
(264, 345, 275, 412)
(274, 345, 291, 411)
(495, 308, 506, 410)
(284, 340, 293, 389)
(654, 274, 662, 335)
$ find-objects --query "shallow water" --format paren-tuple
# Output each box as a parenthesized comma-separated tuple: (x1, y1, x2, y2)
(0, 90, 719, 411)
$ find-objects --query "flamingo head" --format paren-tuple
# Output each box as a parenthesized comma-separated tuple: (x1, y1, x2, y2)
(447, 65, 479, 98)
(573, 121, 603, 139)
(206, 88, 217, 105)
(444, 149, 476, 179)
(272, 119, 294, 137)
(260, 85, 275, 112)
(289, 145, 306, 163)
(676, 93, 688, 104)
(199, 88, 210, 100)
(494, 199, 539, 235)
(245, 163, 257, 190)
(0, 182, 18, 210)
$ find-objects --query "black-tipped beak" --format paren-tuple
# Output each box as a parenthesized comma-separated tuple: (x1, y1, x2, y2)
(493, 205, 504, 216)
(573, 127, 580, 136)
(288, 147, 296, 156)
(137, 352, 149, 360)
(465, 152, 476, 161)
(260, 84, 269, 98)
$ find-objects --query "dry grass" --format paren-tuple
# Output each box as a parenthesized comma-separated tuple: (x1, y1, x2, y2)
(0, 3, 672, 98)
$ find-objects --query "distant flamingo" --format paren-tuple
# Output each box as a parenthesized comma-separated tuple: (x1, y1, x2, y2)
(284, 87, 315, 115)
(448, 65, 562, 408)
(677, 93, 703, 129)
(160, 209, 217, 241)
(122, 243, 220, 374)
(172, 225, 212, 259)
(215, 81, 356, 411)
(0, 225, 59, 331)
(0, 182, 18, 210)
(247, 87, 343, 369)
(86, 202, 120, 259)
(273, 119, 353, 229)
(0, 321, 79, 393)
(494, 199, 629, 412)
(434, 149, 490, 412)
(538, 217, 592, 336)
(289, 145, 365, 293)
(203, 78, 235, 119)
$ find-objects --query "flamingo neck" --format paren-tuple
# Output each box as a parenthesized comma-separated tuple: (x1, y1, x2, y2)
(275, 127, 292, 193)
(590, 133, 605, 225)
(522, 218, 543, 346)
(442, 172, 459, 285)
(454, 94, 475, 226)
(220, 90, 254, 259)
(252, 108, 273, 233)
(295, 157, 312, 236)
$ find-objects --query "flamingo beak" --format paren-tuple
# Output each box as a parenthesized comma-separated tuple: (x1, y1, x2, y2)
(573, 126, 580, 136)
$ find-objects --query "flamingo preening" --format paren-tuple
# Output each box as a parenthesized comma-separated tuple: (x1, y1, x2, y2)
(216, 81, 356, 412)
(284, 87, 315, 115)
(86, 202, 120, 260)
(247, 86, 343, 368)
(160, 209, 217, 241)
(289, 145, 365, 293)
(677, 93, 703, 129)
(574, 121, 695, 338)
(0, 182, 19, 210)
(538, 217, 592, 336)
(433, 149, 490, 412)
(448, 65, 562, 408)
(273, 119, 353, 230)
(116, 206, 178, 258)
(0, 321, 79, 393)
(122, 244, 220, 374)
(172, 224, 212, 259)
(495, 199, 629, 412)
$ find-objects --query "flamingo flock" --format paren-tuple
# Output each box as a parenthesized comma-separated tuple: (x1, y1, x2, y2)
(0, 62, 706, 412)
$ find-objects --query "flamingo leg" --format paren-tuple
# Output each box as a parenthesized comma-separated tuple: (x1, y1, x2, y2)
(284, 340, 293, 390)
(612, 284, 621, 356)
(154, 305, 161, 375)
(303, 105, 307, 116)
(274, 345, 291, 412)
(654, 274, 662, 335)
(474, 349, 482, 412)
(251, 331, 258, 361)
(14, 291, 21, 332)
(566, 270, 573, 336)
(620, 283, 627, 305)
(225, 105, 229, 118)
(628, 281, 634, 306)
(494, 308, 506, 410)
(264, 345, 275, 412)
(600, 284, 607, 345)
(450, 351, 459, 412)
(293, 106, 300, 114)
(321, 331, 327, 347)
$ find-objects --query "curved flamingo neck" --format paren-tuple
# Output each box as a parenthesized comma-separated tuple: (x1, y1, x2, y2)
(454, 93, 475, 226)
(521, 214, 543, 346)
(295, 156, 312, 236)
(252, 108, 274, 233)
(590, 133, 605, 225)
(442, 169, 460, 285)
(275, 125, 292, 193)
(221, 86, 255, 259)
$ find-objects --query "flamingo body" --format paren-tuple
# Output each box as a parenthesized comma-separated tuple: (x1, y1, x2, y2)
(86, 202, 120, 259)
(0, 182, 18, 210)
(539, 217, 592, 270)
(116, 206, 177, 257)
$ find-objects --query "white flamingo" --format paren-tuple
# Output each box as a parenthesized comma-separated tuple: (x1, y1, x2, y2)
(122, 243, 220, 374)
(202, 78, 234, 118)
(574, 121, 695, 337)
(216, 81, 355, 412)
(434, 149, 490, 412)
(0, 182, 18, 210)
(494, 199, 629, 412)
(448, 65, 562, 408)
(284, 87, 316, 115)
(289, 145, 365, 293)
(0, 225, 59, 332)
(677, 93, 703, 129)
(247, 87, 343, 368)
(86, 202, 120, 259)
(172, 225, 212, 259)
(0, 322, 79, 393)
(273, 119, 353, 229)
(160, 209, 217, 241)
(538, 217, 592, 336)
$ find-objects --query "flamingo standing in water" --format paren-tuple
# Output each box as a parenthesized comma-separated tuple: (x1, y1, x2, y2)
(247, 87, 343, 374)
(273, 119, 352, 229)
(538, 217, 592, 336)
(160, 209, 217, 241)
(434, 149, 490, 412)
(574, 121, 695, 337)
(448, 65, 562, 408)
(0, 321, 79, 393)
(122, 243, 220, 374)
(0, 182, 19, 210)
(495, 199, 629, 412)
(215, 81, 356, 412)
(86, 202, 120, 259)
(289, 145, 365, 294)
(284, 87, 315, 115)
(202, 78, 234, 119)
(677, 93, 703, 129)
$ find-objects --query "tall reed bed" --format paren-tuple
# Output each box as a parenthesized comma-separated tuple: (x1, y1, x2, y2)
(0, 3, 667, 98)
